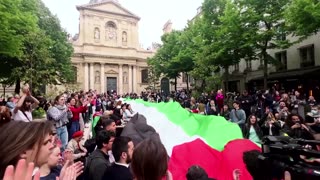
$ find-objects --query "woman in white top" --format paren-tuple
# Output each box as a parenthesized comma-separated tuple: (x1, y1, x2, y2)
(13, 85, 39, 122)
(123, 104, 136, 122)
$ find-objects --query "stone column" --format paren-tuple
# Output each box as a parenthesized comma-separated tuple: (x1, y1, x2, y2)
(89, 63, 94, 90)
(133, 65, 137, 93)
(100, 63, 105, 94)
(119, 64, 123, 95)
(84, 63, 89, 91)
(128, 65, 132, 93)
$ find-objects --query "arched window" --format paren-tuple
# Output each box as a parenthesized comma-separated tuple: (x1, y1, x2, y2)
(105, 21, 117, 40)
(106, 21, 117, 29)
(141, 69, 148, 83)
(94, 27, 100, 40)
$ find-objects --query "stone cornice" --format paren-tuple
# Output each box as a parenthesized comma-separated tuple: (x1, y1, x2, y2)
(77, 1, 140, 20)
(81, 7, 140, 20)
(73, 53, 147, 61)
(77, 43, 136, 50)
(73, 43, 155, 54)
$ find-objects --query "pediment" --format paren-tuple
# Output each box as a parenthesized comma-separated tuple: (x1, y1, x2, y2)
(78, 1, 140, 20)
(106, 69, 118, 74)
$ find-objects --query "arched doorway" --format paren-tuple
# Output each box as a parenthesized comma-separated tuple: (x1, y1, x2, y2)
(161, 78, 170, 95)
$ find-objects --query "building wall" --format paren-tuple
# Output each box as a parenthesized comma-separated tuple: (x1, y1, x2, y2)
(70, 1, 154, 94)
(77, 12, 139, 49)
(268, 33, 320, 70)
(228, 32, 320, 92)
(76, 2, 140, 49)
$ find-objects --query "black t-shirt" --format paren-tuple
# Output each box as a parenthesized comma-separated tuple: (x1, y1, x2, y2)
(305, 114, 315, 123)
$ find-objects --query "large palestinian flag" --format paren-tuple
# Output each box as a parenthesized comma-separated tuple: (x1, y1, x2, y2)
(123, 99, 261, 180)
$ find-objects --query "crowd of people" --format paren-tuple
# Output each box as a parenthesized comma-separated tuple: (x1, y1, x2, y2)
(0, 85, 174, 180)
(174, 89, 320, 145)
(0, 83, 318, 180)
(134, 88, 320, 144)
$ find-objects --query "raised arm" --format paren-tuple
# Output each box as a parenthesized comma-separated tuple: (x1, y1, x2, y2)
(13, 94, 27, 114)
(29, 95, 39, 106)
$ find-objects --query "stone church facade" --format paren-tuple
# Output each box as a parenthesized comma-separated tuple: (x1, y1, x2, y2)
(71, 0, 154, 94)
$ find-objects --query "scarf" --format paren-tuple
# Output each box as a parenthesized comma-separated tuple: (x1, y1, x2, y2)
(56, 104, 67, 110)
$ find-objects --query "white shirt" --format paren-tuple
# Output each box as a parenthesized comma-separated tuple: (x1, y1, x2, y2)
(115, 162, 129, 168)
(94, 146, 115, 163)
(123, 109, 136, 121)
(32, 167, 39, 177)
(108, 150, 115, 163)
(269, 126, 273, 136)
(13, 110, 32, 122)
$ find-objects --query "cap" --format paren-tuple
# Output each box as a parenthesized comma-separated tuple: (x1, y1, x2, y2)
(72, 131, 84, 138)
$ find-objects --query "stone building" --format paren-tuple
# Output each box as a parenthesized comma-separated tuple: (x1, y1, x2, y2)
(227, 32, 320, 98)
(71, 0, 155, 94)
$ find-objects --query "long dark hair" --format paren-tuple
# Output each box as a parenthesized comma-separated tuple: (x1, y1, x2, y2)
(244, 115, 263, 139)
(0, 121, 53, 178)
(20, 96, 34, 112)
(246, 115, 258, 126)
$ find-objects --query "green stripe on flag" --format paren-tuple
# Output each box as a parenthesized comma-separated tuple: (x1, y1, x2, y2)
(126, 99, 243, 151)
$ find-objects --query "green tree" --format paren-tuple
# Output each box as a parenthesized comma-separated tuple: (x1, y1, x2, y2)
(173, 20, 209, 91)
(0, 0, 38, 58)
(151, 31, 183, 91)
(190, 59, 219, 92)
(236, 0, 291, 89)
(201, 0, 255, 91)
(0, 0, 74, 94)
(0, 0, 39, 92)
(147, 56, 162, 90)
(12, 31, 56, 93)
(36, 1, 74, 82)
(181, 17, 219, 92)
(285, 0, 320, 36)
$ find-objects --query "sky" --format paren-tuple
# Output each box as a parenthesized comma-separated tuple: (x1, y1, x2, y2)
(42, 0, 203, 48)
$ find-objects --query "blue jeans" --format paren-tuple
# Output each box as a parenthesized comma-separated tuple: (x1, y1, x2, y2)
(69, 121, 80, 140)
(56, 126, 68, 152)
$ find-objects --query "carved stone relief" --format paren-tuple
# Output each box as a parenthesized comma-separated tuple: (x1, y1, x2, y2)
(94, 28, 100, 40)
(106, 69, 118, 74)
(95, 70, 100, 83)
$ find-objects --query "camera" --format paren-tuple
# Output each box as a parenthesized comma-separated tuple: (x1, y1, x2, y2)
(258, 136, 320, 180)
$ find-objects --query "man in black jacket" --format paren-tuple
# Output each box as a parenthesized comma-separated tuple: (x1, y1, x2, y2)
(105, 136, 134, 180)
(84, 130, 115, 180)
(237, 90, 253, 118)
